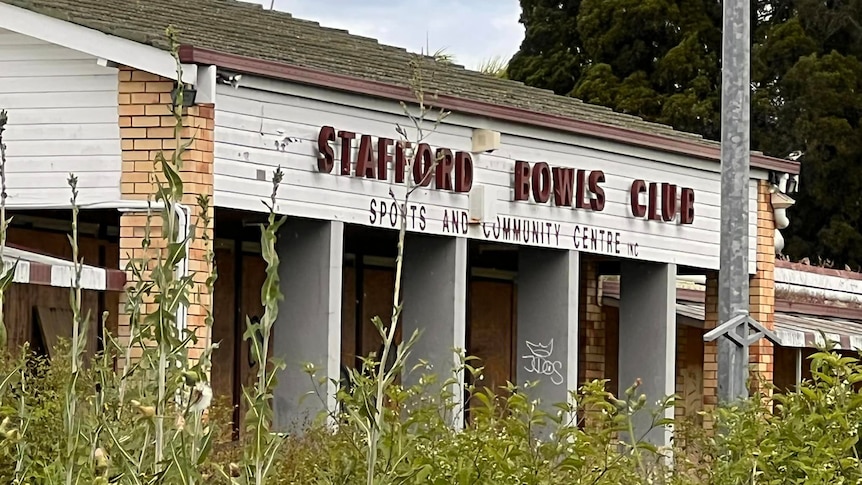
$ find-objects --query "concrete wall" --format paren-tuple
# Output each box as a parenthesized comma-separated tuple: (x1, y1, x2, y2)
(515, 248, 579, 416)
(402, 234, 467, 425)
(273, 217, 344, 431)
(619, 261, 676, 447)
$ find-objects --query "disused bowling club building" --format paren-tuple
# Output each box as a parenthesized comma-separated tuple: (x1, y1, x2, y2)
(0, 0, 824, 446)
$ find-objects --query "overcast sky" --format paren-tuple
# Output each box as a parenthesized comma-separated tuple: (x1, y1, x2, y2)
(245, 0, 525, 69)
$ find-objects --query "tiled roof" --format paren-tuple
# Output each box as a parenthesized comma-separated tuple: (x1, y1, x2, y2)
(4, 0, 720, 148)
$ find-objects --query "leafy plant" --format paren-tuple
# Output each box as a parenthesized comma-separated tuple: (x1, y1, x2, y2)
(221, 167, 287, 485)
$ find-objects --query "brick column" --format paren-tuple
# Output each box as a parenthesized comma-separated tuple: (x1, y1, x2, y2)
(675, 327, 687, 421)
(749, 180, 776, 395)
(117, 67, 215, 361)
(702, 271, 719, 427)
(578, 258, 605, 388)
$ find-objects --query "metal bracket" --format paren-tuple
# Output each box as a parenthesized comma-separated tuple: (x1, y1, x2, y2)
(703, 310, 780, 347)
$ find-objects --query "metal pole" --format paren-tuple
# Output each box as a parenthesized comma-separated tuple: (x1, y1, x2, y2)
(717, 0, 751, 402)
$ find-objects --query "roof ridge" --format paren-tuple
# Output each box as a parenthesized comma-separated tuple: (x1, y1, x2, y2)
(0, 0, 791, 169)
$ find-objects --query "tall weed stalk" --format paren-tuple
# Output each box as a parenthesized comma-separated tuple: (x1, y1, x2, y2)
(0, 109, 15, 351)
(63, 174, 91, 484)
(223, 167, 287, 485)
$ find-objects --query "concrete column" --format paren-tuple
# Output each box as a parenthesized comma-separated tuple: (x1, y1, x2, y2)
(619, 261, 676, 447)
(272, 218, 343, 431)
(515, 248, 579, 414)
(402, 234, 467, 427)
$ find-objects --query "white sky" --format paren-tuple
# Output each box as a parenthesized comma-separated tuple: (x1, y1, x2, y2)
(243, 0, 525, 69)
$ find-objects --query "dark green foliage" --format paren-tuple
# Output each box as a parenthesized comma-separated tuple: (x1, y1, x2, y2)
(508, 0, 587, 96)
(509, 0, 862, 267)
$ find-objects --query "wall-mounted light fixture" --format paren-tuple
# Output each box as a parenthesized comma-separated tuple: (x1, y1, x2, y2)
(217, 72, 243, 89)
(172, 82, 197, 108)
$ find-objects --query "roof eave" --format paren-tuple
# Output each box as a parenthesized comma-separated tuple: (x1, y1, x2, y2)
(0, 2, 197, 84)
(179, 45, 800, 175)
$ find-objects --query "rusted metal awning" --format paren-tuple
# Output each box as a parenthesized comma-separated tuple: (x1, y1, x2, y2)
(772, 313, 862, 350)
(2, 246, 126, 292)
(600, 281, 862, 350)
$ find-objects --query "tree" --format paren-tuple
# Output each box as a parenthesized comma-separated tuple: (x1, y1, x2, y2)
(508, 0, 587, 96)
(508, 0, 862, 268)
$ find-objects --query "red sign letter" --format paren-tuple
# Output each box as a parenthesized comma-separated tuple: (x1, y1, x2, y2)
(356, 135, 375, 179)
(435, 148, 454, 190)
(532, 162, 551, 203)
(552, 167, 574, 207)
(377, 137, 393, 181)
(336, 131, 355, 176)
(588, 170, 606, 211)
(317, 126, 335, 173)
(413, 143, 433, 186)
(680, 188, 695, 224)
(455, 152, 473, 193)
(630, 180, 647, 217)
(514, 161, 531, 201)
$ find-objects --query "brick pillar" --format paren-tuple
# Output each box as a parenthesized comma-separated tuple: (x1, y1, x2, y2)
(749, 179, 776, 395)
(675, 326, 687, 421)
(578, 258, 605, 388)
(117, 67, 215, 361)
(702, 271, 719, 428)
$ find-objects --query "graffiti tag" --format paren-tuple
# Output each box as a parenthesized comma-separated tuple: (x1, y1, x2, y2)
(522, 339, 564, 385)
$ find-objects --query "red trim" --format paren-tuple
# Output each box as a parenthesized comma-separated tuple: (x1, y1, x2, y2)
(28, 263, 51, 286)
(105, 270, 127, 292)
(602, 279, 862, 321)
(776, 300, 862, 321)
(600, 281, 705, 303)
(776, 259, 862, 281)
(179, 46, 799, 174)
(4, 244, 126, 291)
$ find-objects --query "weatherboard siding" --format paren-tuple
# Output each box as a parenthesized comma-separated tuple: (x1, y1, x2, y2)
(213, 82, 758, 272)
(0, 28, 121, 205)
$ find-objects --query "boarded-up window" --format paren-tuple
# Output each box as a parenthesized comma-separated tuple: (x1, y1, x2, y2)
(35, 305, 96, 359)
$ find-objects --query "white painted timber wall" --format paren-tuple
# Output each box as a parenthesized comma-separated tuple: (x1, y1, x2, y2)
(214, 79, 759, 272)
(0, 29, 121, 205)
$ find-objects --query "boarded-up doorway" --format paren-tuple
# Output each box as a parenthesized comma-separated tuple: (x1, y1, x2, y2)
(467, 278, 516, 411)
(359, 265, 397, 362)
(340, 257, 398, 372)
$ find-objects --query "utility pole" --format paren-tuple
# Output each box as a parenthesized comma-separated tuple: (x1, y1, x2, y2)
(705, 0, 779, 402)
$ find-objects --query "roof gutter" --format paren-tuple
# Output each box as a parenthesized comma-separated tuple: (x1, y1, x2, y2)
(178, 45, 800, 175)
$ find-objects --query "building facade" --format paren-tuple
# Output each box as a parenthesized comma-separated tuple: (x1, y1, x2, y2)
(0, 0, 807, 444)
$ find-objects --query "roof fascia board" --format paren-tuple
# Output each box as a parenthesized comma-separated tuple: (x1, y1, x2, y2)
(776, 266, 862, 294)
(181, 45, 799, 175)
(0, 2, 197, 84)
(222, 75, 739, 176)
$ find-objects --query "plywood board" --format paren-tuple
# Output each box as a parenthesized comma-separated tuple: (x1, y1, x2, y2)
(35, 303, 96, 358)
(468, 279, 515, 400)
(604, 306, 620, 397)
(212, 247, 236, 404)
(341, 263, 356, 368)
(359, 267, 396, 362)
(681, 325, 704, 418)
(238, 253, 267, 421)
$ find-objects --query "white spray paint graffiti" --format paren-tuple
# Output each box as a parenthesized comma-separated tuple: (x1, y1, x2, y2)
(522, 339, 564, 385)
